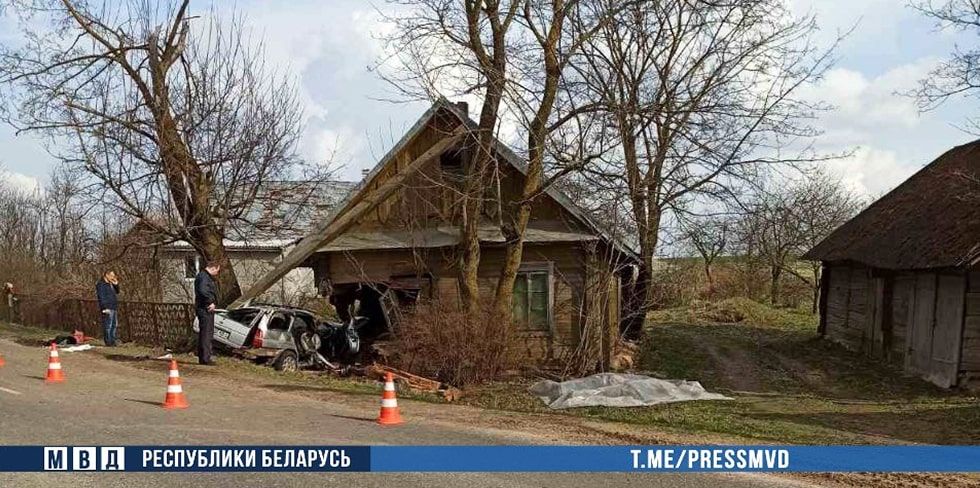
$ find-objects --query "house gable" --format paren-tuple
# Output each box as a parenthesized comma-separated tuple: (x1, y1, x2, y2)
(331, 99, 613, 248)
(233, 99, 634, 306)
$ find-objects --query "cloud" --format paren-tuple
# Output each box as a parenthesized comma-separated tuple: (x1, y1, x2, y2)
(231, 1, 428, 178)
(1, 170, 41, 194)
(823, 146, 917, 197)
(799, 57, 974, 197)
(805, 59, 938, 139)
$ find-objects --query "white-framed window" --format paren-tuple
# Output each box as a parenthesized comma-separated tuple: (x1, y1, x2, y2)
(184, 255, 202, 280)
(512, 263, 553, 333)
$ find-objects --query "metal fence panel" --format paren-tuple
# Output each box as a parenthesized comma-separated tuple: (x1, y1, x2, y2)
(16, 296, 195, 351)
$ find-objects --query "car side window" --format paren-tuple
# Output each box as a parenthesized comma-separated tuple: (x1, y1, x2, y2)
(268, 313, 289, 330)
(292, 314, 314, 331)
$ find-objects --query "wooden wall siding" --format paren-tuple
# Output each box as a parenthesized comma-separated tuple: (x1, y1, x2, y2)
(824, 265, 964, 387)
(960, 269, 980, 375)
(869, 277, 885, 358)
(928, 274, 965, 387)
(908, 273, 937, 376)
(890, 274, 915, 358)
(846, 267, 872, 352)
(317, 242, 592, 362)
(823, 264, 969, 388)
(824, 264, 871, 351)
(824, 265, 852, 346)
(905, 272, 966, 388)
(327, 249, 436, 284)
(352, 117, 589, 238)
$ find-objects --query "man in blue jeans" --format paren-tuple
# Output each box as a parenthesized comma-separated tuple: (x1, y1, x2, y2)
(96, 270, 120, 346)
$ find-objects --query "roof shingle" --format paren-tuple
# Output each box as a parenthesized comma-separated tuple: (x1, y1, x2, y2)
(803, 140, 980, 269)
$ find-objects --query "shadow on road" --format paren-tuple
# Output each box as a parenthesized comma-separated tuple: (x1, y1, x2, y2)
(105, 354, 153, 363)
(125, 398, 163, 408)
(326, 413, 377, 424)
(259, 383, 334, 393)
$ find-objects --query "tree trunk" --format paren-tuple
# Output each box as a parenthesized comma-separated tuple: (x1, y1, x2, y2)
(458, 84, 504, 314)
(491, 6, 565, 321)
(458, 194, 483, 313)
(148, 45, 242, 307)
(192, 227, 242, 308)
(492, 102, 550, 319)
(639, 207, 662, 311)
(704, 261, 714, 295)
(624, 206, 661, 339)
(770, 265, 782, 306)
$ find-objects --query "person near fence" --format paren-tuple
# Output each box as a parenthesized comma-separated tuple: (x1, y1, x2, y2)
(96, 271, 120, 346)
(194, 261, 220, 366)
(1, 282, 17, 322)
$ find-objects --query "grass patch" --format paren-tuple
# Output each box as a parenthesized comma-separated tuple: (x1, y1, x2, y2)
(647, 297, 817, 329)
(464, 299, 980, 445)
(627, 299, 980, 444)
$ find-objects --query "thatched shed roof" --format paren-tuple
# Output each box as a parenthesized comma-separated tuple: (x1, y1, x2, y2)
(803, 140, 980, 269)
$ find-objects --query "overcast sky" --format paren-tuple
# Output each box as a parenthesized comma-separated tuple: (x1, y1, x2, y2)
(1, 0, 977, 197)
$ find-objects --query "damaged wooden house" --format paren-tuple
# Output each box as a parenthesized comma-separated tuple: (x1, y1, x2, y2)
(804, 140, 980, 388)
(236, 99, 638, 366)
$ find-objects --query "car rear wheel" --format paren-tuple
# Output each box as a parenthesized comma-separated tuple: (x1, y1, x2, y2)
(272, 350, 298, 372)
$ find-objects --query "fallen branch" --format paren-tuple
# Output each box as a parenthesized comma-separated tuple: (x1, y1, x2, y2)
(367, 363, 442, 391)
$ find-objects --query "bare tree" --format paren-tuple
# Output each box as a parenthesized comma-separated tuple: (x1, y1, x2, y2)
(381, 0, 620, 319)
(0, 166, 109, 297)
(0, 0, 321, 306)
(738, 169, 863, 311)
(678, 213, 731, 292)
(381, 0, 521, 314)
(492, 0, 616, 319)
(910, 0, 980, 131)
(568, 0, 837, 331)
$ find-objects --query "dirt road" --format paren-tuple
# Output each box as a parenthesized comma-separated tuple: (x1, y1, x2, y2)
(0, 337, 818, 488)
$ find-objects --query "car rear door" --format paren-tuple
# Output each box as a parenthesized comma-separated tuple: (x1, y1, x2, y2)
(214, 308, 262, 348)
(261, 311, 294, 349)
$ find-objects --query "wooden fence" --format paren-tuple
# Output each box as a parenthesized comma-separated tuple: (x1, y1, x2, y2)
(17, 295, 196, 350)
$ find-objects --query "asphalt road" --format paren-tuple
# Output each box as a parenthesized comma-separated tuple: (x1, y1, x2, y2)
(0, 338, 815, 488)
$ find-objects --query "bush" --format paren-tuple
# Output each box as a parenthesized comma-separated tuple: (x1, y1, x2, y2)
(385, 299, 520, 387)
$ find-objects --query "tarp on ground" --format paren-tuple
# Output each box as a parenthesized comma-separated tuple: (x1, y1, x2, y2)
(529, 373, 730, 409)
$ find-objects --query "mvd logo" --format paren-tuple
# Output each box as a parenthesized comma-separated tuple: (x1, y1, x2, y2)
(43, 447, 126, 471)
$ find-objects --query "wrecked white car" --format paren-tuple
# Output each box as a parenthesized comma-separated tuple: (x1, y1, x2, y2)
(194, 305, 363, 372)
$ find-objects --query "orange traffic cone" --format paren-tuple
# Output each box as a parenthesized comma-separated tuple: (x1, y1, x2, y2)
(0, 352, 6, 367)
(45, 343, 65, 383)
(377, 372, 403, 425)
(162, 360, 189, 409)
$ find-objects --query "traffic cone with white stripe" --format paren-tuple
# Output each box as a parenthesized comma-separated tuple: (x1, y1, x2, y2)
(162, 360, 188, 409)
(44, 343, 65, 383)
(377, 372, 403, 425)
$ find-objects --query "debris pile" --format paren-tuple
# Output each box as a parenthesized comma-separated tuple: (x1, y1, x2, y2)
(365, 363, 463, 402)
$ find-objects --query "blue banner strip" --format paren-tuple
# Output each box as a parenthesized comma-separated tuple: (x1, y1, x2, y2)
(371, 446, 980, 472)
(3, 445, 980, 472)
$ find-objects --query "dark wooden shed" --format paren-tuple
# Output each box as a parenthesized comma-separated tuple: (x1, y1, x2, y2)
(804, 141, 980, 388)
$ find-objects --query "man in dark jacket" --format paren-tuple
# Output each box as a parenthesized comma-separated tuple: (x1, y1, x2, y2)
(96, 271, 120, 346)
(194, 261, 220, 365)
